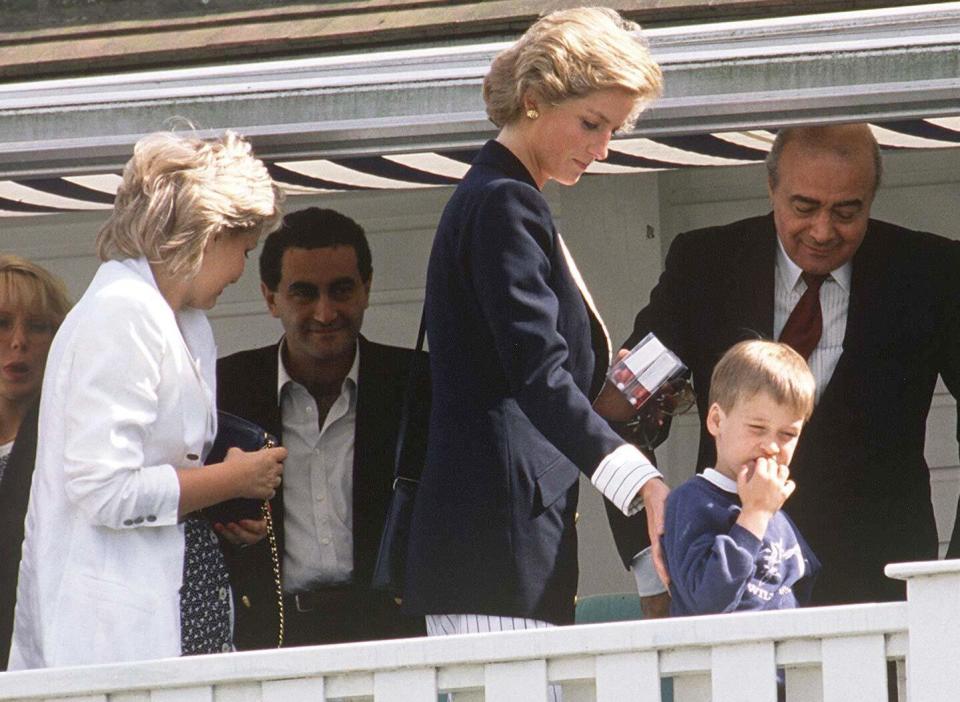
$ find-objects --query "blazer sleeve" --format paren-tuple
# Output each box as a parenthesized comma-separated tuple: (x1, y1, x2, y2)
(466, 180, 629, 480)
(56, 296, 181, 529)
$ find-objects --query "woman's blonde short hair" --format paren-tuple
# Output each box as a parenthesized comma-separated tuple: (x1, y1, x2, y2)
(0, 254, 71, 327)
(483, 7, 663, 129)
(709, 340, 816, 421)
(96, 130, 283, 278)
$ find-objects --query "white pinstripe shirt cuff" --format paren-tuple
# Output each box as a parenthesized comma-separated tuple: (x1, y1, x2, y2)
(591, 444, 661, 516)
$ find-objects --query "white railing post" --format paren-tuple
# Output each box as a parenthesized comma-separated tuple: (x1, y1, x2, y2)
(886, 559, 960, 700)
(484, 659, 549, 702)
(821, 634, 887, 702)
(374, 668, 438, 701)
(594, 651, 661, 702)
(712, 642, 777, 702)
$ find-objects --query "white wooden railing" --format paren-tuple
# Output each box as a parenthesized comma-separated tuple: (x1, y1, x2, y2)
(1, 560, 959, 702)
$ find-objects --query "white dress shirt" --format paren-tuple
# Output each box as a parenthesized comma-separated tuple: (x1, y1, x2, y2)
(278, 343, 358, 592)
(774, 238, 851, 402)
(0, 440, 12, 483)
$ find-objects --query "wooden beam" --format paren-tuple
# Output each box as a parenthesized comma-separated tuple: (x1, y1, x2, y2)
(0, 0, 941, 81)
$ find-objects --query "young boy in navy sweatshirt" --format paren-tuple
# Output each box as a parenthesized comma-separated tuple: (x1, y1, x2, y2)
(663, 339, 820, 616)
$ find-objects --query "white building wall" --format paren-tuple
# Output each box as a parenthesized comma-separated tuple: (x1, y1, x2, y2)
(1, 146, 957, 598)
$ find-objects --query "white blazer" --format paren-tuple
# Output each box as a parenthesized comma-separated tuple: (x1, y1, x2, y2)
(9, 257, 217, 669)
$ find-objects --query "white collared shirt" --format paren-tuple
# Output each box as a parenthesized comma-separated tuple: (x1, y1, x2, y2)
(277, 342, 359, 592)
(0, 440, 13, 483)
(699, 467, 737, 493)
(774, 238, 851, 403)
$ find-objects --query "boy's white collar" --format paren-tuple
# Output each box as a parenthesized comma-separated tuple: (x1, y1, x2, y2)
(700, 467, 738, 494)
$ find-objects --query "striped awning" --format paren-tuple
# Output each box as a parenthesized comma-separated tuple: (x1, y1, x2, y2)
(3, 118, 959, 217)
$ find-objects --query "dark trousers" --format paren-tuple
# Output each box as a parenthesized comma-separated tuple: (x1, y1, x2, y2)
(283, 586, 364, 646)
(282, 585, 424, 647)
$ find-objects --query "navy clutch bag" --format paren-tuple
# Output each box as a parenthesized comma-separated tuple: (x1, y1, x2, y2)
(203, 411, 278, 524)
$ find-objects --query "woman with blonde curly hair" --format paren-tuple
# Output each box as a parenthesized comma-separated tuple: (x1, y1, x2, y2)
(9, 131, 287, 669)
(404, 9, 667, 692)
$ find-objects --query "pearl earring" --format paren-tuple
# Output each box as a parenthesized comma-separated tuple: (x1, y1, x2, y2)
(526, 108, 540, 120)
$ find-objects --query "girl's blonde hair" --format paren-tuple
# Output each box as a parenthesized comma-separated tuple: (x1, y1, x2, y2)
(0, 254, 71, 327)
(483, 7, 663, 129)
(96, 130, 283, 278)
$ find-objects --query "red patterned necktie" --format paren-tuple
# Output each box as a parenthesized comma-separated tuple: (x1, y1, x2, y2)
(778, 272, 828, 360)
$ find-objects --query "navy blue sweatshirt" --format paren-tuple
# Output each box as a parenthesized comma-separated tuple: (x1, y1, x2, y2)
(663, 469, 820, 616)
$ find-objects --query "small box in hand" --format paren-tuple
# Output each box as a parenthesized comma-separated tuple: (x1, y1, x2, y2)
(609, 333, 687, 410)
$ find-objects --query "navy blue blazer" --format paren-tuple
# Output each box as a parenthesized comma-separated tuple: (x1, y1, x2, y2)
(607, 214, 960, 605)
(403, 140, 628, 624)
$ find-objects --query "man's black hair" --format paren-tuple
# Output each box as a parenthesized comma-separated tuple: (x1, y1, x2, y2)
(259, 207, 372, 290)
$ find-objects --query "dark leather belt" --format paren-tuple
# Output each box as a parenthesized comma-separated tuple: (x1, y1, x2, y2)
(285, 584, 355, 614)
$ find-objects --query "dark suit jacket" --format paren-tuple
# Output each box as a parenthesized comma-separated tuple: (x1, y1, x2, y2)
(607, 213, 960, 605)
(403, 140, 624, 625)
(217, 336, 428, 648)
(0, 401, 39, 670)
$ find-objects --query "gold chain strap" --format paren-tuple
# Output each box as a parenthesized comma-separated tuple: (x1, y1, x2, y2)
(262, 435, 284, 648)
(261, 499, 284, 648)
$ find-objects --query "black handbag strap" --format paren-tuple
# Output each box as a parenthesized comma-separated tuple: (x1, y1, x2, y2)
(393, 309, 427, 483)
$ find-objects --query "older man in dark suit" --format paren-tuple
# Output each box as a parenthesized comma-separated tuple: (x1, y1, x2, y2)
(601, 124, 960, 609)
(217, 207, 428, 648)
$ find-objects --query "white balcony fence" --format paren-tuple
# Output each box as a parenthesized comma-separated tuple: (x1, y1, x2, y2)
(1, 560, 958, 702)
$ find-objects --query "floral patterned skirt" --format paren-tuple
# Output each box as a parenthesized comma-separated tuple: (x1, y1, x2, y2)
(180, 515, 233, 655)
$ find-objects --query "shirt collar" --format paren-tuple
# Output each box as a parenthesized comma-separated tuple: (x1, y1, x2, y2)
(276, 338, 360, 403)
(775, 236, 852, 293)
(700, 467, 738, 494)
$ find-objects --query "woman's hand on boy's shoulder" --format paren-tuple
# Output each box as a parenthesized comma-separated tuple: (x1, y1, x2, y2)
(641, 477, 672, 588)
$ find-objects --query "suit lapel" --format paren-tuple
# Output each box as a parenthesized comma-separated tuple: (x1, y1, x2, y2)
(252, 345, 283, 439)
(557, 234, 611, 363)
(725, 218, 778, 342)
(353, 337, 397, 580)
(253, 344, 286, 552)
(815, 223, 883, 406)
(556, 233, 612, 397)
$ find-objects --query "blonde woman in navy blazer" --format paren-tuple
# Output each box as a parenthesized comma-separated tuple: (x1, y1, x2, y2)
(9, 132, 286, 669)
(404, 8, 669, 640)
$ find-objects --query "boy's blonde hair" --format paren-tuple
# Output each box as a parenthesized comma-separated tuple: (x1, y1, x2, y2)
(0, 254, 71, 327)
(482, 6, 663, 129)
(96, 130, 283, 279)
(709, 340, 816, 420)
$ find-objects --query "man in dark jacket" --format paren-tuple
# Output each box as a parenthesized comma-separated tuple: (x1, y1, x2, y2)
(218, 207, 428, 648)
(602, 124, 960, 609)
